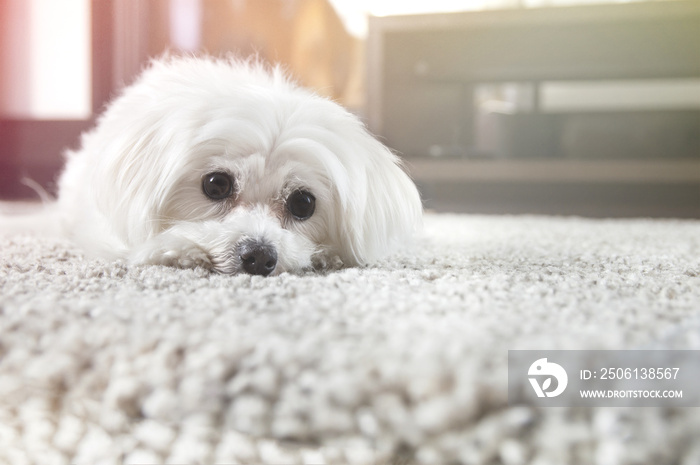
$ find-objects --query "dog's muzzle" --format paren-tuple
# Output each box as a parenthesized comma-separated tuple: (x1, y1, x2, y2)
(237, 239, 277, 276)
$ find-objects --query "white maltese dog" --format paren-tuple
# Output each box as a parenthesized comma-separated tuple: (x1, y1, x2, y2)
(16, 56, 421, 276)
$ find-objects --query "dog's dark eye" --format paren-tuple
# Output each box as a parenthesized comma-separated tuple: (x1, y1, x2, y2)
(286, 190, 315, 220)
(202, 172, 234, 200)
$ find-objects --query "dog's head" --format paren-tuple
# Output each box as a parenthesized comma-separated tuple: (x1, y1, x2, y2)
(72, 57, 422, 275)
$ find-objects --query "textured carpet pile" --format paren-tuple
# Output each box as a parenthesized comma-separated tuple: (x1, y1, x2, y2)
(1, 213, 699, 464)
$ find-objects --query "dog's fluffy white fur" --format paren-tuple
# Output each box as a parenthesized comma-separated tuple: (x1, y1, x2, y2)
(35, 56, 421, 275)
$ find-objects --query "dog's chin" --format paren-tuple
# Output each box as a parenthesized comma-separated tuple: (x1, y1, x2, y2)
(128, 208, 321, 276)
(206, 232, 319, 276)
(129, 235, 317, 276)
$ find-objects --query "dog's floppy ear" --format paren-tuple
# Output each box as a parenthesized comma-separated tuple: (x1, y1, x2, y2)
(335, 135, 422, 266)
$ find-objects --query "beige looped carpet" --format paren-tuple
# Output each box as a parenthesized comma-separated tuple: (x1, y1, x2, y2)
(1, 212, 699, 464)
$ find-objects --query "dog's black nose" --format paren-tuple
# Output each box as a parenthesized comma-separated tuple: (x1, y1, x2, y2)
(238, 240, 277, 276)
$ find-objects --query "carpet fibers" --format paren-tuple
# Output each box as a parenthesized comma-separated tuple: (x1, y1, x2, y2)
(1, 213, 699, 464)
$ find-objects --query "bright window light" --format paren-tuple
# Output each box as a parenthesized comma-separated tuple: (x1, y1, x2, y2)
(170, 0, 202, 52)
(0, 0, 91, 120)
(328, 0, 657, 37)
(328, 0, 498, 37)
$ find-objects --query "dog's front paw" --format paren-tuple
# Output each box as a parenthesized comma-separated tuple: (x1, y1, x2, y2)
(130, 241, 212, 270)
(310, 253, 344, 271)
(161, 247, 212, 270)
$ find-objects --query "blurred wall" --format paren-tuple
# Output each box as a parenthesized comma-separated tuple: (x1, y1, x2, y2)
(148, 0, 363, 109)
